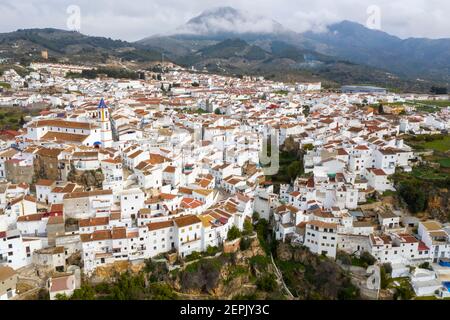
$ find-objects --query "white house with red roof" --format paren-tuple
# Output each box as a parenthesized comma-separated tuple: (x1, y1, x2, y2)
(365, 168, 394, 192)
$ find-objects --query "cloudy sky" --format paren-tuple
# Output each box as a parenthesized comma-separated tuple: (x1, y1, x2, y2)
(0, 0, 449, 41)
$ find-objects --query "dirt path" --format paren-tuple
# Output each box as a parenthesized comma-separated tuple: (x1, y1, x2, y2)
(270, 253, 295, 299)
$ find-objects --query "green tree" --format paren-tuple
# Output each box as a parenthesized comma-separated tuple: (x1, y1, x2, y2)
(398, 182, 427, 213)
(302, 105, 310, 117)
(37, 288, 50, 300)
(148, 283, 177, 300)
(287, 161, 303, 182)
(214, 108, 222, 115)
(109, 272, 146, 300)
(256, 274, 277, 292)
(359, 251, 377, 267)
(227, 226, 242, 241)
(55, 293, 69, 300)
(243, 219, 253, 236)
(70, 284, 96, 300)
(336, 251, 352, 265)
(380, 265, 390, 289)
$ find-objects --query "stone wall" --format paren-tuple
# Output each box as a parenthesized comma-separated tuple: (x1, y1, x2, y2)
(223, 238, 241, 253)
(5, 162, 34, 184)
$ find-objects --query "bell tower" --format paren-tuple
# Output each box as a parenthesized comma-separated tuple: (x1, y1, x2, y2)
(97, 98, 112, 148)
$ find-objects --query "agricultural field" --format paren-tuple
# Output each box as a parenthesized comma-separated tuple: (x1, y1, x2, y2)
(412, 100, 450, 108)
(421, 135, 450, 152)
(410, 100, 450, 113)
(382, 100, 450, 113)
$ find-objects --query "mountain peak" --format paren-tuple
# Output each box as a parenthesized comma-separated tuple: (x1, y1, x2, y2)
(197, 6, 240, 18)
(175, 6, 288, 37)
(327, 20, 400, 40)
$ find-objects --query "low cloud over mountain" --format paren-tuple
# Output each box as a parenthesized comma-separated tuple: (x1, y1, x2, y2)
(174, 6, 288, 36)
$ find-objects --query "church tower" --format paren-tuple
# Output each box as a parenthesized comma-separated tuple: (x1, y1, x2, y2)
(97, 98, 112, 148)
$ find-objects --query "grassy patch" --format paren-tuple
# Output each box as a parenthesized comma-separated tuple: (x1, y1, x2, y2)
(410, 166, 449, 180)
(405, 134, 450, 152)
(412, 100, 450, 108)
(420, 135, 450, 152)
(438, 158, 450, 168)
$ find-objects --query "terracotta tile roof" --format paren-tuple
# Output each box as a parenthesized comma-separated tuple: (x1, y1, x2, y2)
(0, 266, 17, 282)
(36, 179, 55, 186)
(79, 217, 109, 227)
(181, 197, 204, 209)
(111, 227, 127, 239)
(48, 215, 64, 225)
(178, 187, 193, 195)
(368, 168, 387, 176)
(80, 229, 112, 242)
(174, 215, 202, 228)
(32, 119, 96, 130)
(158, 193, 177, 201)
(307, 220, 338, 230)
(193, 189, 213, 196)
(163, 166, 176, 173)
(17, 213, 43, 222)
(63, 189, 112, 199)
(41, 132, 89, 143)
(49, 204, 63, 212)
(50, 275, 75, 292)
(148, 220, 174, 231)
